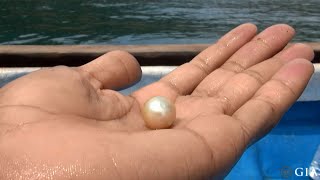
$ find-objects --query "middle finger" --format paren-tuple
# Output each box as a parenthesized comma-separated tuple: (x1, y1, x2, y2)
(193, 24, 295, 96)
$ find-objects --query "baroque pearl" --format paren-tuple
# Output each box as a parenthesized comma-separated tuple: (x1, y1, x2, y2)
(142, 96, 176, 129)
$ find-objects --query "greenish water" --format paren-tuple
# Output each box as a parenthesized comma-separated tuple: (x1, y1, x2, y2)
(1, 0, 320, 45)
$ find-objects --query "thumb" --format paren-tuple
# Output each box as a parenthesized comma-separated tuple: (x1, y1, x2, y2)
(78, 50, 142, 90)
(76, 50, 142, 121)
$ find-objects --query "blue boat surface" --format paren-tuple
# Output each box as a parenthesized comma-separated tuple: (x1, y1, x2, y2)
(0, 65, 320, 179)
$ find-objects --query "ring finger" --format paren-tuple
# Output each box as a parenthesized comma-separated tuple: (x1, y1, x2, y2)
(213, 43, 314, 115)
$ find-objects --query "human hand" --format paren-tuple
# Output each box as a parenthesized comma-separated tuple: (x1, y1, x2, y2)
(0, 23, 314, 180)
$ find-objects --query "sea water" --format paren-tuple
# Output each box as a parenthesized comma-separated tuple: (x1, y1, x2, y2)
(1, 0, 320, 45)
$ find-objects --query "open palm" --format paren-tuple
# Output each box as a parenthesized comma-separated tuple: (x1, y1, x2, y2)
(0, 24, 314, 180)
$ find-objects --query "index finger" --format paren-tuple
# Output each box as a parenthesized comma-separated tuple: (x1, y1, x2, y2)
(132, 23, 257, 105)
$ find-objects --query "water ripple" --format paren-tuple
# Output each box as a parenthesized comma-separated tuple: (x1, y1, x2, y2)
(1, 0, 320, 45)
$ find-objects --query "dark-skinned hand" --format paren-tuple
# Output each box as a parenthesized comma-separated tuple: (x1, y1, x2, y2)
(0, 24, 314, 179)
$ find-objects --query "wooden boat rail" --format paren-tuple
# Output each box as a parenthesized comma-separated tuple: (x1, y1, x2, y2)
(0, 43, 319, 67)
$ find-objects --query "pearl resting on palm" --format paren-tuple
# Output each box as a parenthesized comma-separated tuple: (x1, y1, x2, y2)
(142, 96, 176, 129)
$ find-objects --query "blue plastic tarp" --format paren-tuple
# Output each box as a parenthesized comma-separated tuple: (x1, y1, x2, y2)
(226, 101, 320, 179)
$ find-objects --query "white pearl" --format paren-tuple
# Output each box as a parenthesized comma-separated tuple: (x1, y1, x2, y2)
(142, 96, 176, 129)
